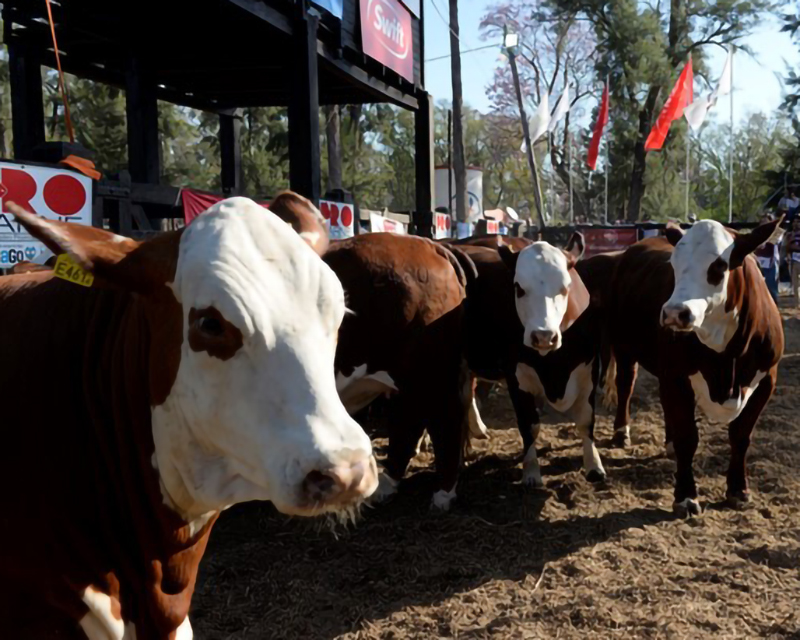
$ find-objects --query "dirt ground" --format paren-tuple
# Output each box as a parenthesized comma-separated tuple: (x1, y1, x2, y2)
(192, 302, 800, 639)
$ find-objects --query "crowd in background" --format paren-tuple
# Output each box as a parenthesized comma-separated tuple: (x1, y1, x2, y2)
(756, 189, 800, 306)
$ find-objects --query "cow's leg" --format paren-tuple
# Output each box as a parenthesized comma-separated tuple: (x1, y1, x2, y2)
(373, 395, 425, 504)
(660, 375, 700, 516)
(426, 358, 471, 511)
(576, 357, 606, 483)
(466, 374, 489, 441)
(507, 372, 544, 487)
(726, 373, 775, 507)
(611, 355, 638, 448)
(601, 351, 618, 410)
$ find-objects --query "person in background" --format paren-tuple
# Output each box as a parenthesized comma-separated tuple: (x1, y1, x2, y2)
(786, 216, 800, 307)
(778, 188, 800, 224)
(754, 212, 781, 303)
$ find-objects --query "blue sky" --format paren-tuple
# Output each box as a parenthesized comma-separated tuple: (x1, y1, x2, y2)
(422, 0, 800, 124)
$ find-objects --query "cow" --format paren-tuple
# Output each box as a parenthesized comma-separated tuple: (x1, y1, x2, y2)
(605, 219, 784, 516)
(0, 197, 377, 639)
(450, 235, 608, 486)
(441, 234, 533, 252)
(8, 256, 57, 275)
(325, 233, 472, 510)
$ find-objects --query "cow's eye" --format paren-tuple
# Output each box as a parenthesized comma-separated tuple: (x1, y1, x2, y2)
(515, 282, 525, 298)
(198, 316, 224, 337)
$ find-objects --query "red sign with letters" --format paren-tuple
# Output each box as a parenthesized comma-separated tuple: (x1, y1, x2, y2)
(360, 0, 414, 83)
(581, 227, 638, 257)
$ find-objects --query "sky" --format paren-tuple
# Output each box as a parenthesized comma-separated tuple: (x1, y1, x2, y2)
(422, 0, 800, 125)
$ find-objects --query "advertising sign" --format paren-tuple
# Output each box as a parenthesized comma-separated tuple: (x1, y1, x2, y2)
(433, 211, 452, 239)
(0, 162, 93, 268)
(581, 227, 638, 257)
(370, 213, 406, 234)
(360, 0, 414, 83)
(434, 167, 483, 222)
(320, 200, 355, 240)
(486, 220, 500, 235)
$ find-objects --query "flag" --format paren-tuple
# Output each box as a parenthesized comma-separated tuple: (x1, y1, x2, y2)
(548, 86, 571, 133)
(645, 57, 694, 151)
(587, 81, 609, 170)
(684, 47, 733, 131)
(529, 92, 550, 143)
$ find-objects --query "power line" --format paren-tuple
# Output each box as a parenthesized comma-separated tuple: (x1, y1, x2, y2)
(426, 43, 499, 63)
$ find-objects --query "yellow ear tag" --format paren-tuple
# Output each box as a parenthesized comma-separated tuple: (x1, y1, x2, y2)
(53, 253, 94, 288)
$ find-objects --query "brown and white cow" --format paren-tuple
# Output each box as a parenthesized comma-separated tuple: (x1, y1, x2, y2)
(606, 219, 784, 516)
(0, 197, 377, 638)
(451, 235, 608, 486)
(325, 233, 472, 510)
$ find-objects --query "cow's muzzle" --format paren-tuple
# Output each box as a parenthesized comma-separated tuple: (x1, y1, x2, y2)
(300, 456, 378, 509)
(531, 329, 560, 353)
(660, 304, 696, 331)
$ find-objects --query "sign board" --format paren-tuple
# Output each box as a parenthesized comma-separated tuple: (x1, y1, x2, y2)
(486, 220, 500, 234)
(360, 0, 414, 83)
(0, 162, 93, 268)
(433, 211, 452, 239)
(434, 167, 483, 222)
(320, 200, 355, 240)
(311, 0, 343, 19)
(456, 221, 473, 239)
(581, 227, 638, 257)
(369, 213, 405, 234)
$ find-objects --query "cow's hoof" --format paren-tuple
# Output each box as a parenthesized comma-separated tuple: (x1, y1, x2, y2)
(611, 431, 631, 448)
(368, 473, 398, 505)
(673, 497, 701, 517)
(726, 491, 751, 509)
(431, 488, 457, 511)
(665, 441, 676, 460)
(585, 469, 607, 484)
(522, 471, 545, 488)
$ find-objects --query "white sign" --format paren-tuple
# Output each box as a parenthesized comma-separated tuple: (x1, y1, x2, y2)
(319, 200, 355, 240)
(0, 162, 94, 268)
(433, 211, 452, 239)
(486, 220, 500, 234)
(370, 213, 406, 234)
(434, 167, 484, 222)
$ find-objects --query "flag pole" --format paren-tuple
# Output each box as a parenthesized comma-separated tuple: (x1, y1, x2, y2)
(569, 130, 574, 224)
(728, 46, 735, 224)
(604, 74, 610, 225)
(548, 134, 555, 223)
(685, 128, 690, 220)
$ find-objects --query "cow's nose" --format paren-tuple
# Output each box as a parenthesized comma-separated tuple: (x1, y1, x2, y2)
(532, 330, 558, 349)
(301, 457, 378, 506)
(661, 305, 695, 330)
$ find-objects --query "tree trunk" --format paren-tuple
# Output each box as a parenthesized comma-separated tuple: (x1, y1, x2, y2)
(449, 0, 468, 223)
(626, 86, 661, 222)
(325, 105, 343, 191)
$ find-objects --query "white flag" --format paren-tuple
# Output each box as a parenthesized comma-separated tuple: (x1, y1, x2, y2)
(548, 86, 570, 132)
(684, 47, 733, 131)
(529, 92, 550, 143)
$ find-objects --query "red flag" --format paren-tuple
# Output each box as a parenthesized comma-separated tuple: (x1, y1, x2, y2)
(587, 82, 609, 170)
(645, 57, 694, 151)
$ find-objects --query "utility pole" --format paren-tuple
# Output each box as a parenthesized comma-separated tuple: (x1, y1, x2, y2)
(447, 109, 453, 215)
(449, 0, 467, 224)
(504, 29, 545, 230)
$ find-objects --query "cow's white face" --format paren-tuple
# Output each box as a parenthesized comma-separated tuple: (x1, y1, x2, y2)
(663, 220, 734, 335)
(152, 197, 377, 520)
(512, 242, 572, 354)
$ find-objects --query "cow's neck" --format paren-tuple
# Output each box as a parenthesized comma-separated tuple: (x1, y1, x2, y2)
(694, 301, 739, 353)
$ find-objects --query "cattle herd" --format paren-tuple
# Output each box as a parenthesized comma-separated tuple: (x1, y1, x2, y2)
(0, 194, 784, 639)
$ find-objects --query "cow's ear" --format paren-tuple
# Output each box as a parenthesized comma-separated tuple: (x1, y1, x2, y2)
(729, 217, 782, 269)
(269, 191, 330, 256)
(8, 201, 179, 293)
(664, 222, 685, 247)
(565, 232, 585, 268)
(498, 244, 519, 272)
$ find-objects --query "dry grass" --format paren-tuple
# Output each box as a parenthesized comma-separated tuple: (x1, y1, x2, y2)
(192, 303, 800, 639)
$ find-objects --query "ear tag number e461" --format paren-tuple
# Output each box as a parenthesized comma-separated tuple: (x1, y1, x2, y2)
(54, 253, 94, 288)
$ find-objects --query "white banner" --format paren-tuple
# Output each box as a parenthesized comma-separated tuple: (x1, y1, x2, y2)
(433, 211, 452, 239)
(369, 213, 406, 234)
(0, 162, 94, 268)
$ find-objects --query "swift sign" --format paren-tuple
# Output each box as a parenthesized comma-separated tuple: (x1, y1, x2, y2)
(0, 162, 93, 268)
(360, 0, 414, 83)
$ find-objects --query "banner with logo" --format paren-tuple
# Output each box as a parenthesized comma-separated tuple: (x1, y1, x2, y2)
(370, 212, 406, 234)
(433, 211, 452, 239)
(182, 188, 270, 225)
(581, 227, 638, 257)
(0, 162, 93, 268)
(320, 200, 355, 240)
(360, 0, 414, 83)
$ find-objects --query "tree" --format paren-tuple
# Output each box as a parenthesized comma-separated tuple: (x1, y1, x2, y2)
(546, 0, 770, 221)
(781, 2, 800, 114)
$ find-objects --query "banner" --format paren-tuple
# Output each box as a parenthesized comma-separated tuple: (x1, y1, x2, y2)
(581, 227, 638, 257)
(433, 212, 452, 239)
(0, 161, 93, 268)
(370, 212, 406, 234)
(320, 200, 355, 240)
(360, 0, 414, 83)
(182, 188, 270, 225)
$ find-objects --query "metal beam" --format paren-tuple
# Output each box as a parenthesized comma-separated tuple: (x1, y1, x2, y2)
(125, 58, 161, 184)
(8, 42, 45, 161)
(220, 110, 243, 196)
(414, 91, 434, 237)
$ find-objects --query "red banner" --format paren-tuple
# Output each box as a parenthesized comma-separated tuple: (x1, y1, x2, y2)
(587, 83, 609, 170)
(645, 58, 694, 151)
(360, 0, 414, 83)
(182, 188, 269, 225)
(581, 227, 638, 257)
